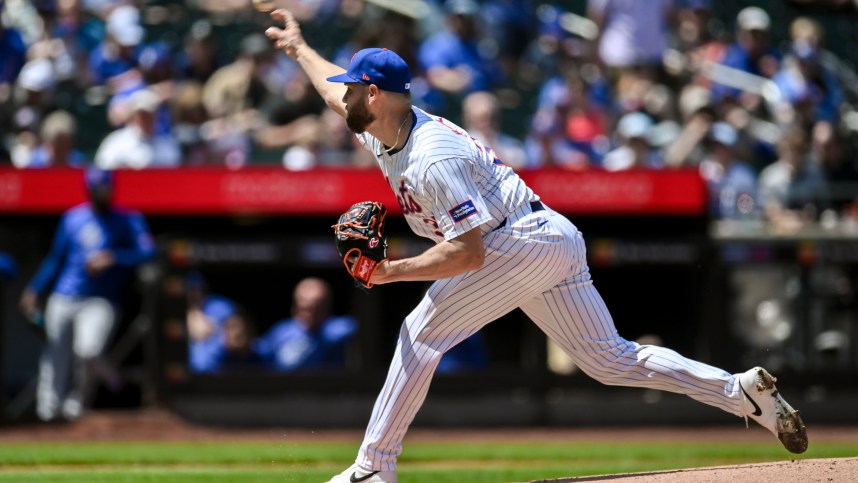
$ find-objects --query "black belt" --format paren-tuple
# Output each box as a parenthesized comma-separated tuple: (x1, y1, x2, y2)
(493, 200, 544, 231)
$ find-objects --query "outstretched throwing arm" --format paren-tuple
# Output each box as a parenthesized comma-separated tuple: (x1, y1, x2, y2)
(264, 9, 348, 118)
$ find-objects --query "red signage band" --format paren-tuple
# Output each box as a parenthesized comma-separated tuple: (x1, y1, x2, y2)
(0, 167, 706, 216)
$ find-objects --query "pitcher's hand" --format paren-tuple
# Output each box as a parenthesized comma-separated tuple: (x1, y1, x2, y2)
(265, 9, 306, 60)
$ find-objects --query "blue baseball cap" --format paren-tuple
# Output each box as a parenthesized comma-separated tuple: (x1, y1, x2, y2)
(326, 48, 411, 94)
(84, 167, 115, 190)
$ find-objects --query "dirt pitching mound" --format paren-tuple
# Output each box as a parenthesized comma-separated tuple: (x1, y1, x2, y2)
(533, 457, 858, 482)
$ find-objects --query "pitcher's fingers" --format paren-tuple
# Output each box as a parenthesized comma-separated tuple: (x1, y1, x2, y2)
(270, 9, 292, 22)
(265, 26, 284, 39)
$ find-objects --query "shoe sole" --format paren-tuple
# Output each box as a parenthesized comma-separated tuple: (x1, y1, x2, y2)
(753, 368, 808, 454)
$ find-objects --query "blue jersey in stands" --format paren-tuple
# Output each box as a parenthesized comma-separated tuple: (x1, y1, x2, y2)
(188, 295, 240, 373)
(254, 316, 357, 371)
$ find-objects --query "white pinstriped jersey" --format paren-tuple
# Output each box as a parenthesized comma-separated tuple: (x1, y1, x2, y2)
(356, 107, 537, 243)
(350, 109, 757, 474)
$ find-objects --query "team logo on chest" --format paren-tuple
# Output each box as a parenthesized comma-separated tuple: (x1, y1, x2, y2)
(395, 178, 423, 215)
(78, 222, 104, 249)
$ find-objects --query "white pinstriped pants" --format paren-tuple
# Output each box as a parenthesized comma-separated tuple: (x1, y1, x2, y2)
(357, 207, 747, 471)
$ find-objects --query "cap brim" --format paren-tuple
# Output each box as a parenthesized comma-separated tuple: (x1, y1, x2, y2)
(326, 72, 361, 84)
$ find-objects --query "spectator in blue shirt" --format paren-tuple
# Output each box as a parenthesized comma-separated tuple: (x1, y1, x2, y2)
(255, 277, 357, 372)
(0, 12, 27, 138)
(189, 310, 261, 373)
(185, 272, 262, 373)
(0, 9, 27, 87)
(417, 0, 503, 116)
(19, 168, 156, 421)
(87, 5, 144, 87)
(711, 7, 781, 103)
(772, 40, 843, 126)
(105, 42, 175, 137)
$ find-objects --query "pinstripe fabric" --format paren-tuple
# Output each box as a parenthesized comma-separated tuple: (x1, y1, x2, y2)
(352, 111, 747, 472)
(357, 107, 535, 242)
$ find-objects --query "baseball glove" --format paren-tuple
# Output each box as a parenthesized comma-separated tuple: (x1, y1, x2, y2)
(332, 201, 388, 289)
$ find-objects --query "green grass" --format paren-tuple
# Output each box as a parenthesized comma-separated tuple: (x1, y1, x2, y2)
(0, 440, 856, 483)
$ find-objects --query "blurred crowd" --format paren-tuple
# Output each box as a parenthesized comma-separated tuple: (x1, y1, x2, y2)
(2, 0, 858, 226)
(185, 274, 488, 374)
(186, 275, 358, 373)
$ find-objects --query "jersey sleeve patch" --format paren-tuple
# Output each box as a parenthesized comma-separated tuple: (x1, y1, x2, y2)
(448, 200, 478, 223)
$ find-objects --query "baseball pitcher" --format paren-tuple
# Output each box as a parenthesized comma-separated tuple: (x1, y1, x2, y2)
(265, 10, 807, 483)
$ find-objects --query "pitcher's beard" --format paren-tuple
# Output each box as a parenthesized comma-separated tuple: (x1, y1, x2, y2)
(345, 100, 376, 133)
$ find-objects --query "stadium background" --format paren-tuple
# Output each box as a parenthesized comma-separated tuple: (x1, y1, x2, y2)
(2, 0, 858, 431)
